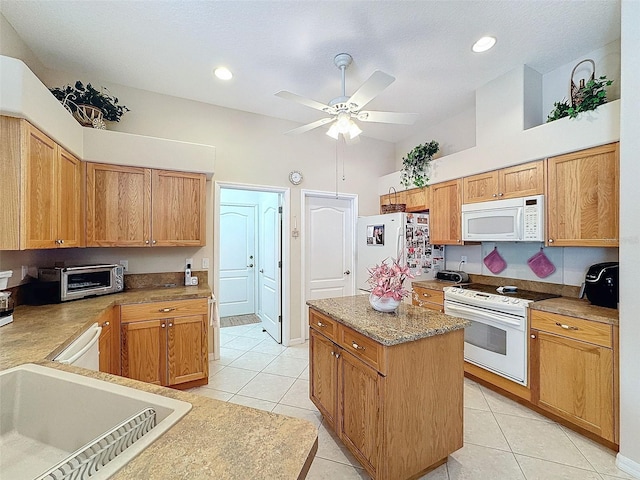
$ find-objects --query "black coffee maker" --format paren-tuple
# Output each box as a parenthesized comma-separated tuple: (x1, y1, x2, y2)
(584, 262, 619, 309)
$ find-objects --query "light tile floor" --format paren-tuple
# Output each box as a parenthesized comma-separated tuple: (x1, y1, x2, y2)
(189, 323, 630, 480)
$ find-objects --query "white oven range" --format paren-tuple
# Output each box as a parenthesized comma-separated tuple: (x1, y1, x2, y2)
(443, 285, 558, 386)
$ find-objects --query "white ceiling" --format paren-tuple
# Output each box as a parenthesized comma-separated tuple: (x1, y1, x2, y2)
(0, 1, 620, 143)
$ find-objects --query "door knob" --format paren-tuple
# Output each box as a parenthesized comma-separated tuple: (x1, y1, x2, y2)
(344, 270, 351, 275)
(247, 264, 254, 268)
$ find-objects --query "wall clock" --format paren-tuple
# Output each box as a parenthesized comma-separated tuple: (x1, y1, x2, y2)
(289, 171, 303, 185)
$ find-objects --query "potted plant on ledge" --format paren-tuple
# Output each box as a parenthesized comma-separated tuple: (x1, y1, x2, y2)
(49, 81, 130, 129)
(400, 140, 439, 189)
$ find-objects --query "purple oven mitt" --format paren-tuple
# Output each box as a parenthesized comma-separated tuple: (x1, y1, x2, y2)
(527, 248, 556, 278)
(483, 247, 507, 274)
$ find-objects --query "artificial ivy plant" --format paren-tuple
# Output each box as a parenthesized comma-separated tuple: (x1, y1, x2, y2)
(547, 76, 613, 123)
(400, 140, 439, 188)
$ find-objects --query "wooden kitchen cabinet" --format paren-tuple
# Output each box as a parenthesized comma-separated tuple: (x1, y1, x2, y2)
(546, 143, 619, 247)
(309, 308, 463, 480)
(86, 162, 206, 247)
(429, 178, 463, 245)
(120, 298, 209, 388)
(97, 306, 121, 375)
(463, 160, 544, 204)
(379, 187, 429, 213)
(0, 117, 84, 250)
(412, 285, 444, 313)
(530, 310, 616, 442)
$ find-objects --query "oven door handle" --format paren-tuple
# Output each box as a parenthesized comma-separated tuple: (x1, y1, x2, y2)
(445, 302, 524, 328)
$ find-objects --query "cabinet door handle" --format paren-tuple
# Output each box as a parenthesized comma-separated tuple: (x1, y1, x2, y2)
(161, 323, 166, 328)
(330, 351, 335, 356)
(317, 321, 326, 328)
(145, 240, 150, 244)
(159, 307, 175, 313)
(351, 342, 365, 351)
(492, 194, 497, 197)
(259, 269, 264, 273)
(422, 292, 431, 298)
(152, 240, 157, 245)
(103, 321, 110, 327)
(247, 264, 254, 268)
(555, 322, 578, 331)
(344, 270, 351, 275)
(498, 193, 504, 197)
(531, 334, 536, 339)
(169, 322, 173, 327)
(335, 353, 340, 359)
(548, 239, 554, 243)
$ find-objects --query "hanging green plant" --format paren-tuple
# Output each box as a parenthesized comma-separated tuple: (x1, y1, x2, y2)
(400, 140, 439, 188)
(546, 76, 613, 123)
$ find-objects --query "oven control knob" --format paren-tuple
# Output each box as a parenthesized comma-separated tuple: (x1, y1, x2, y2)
(502, 298, 509, 302)
(511, 299, 519, 304)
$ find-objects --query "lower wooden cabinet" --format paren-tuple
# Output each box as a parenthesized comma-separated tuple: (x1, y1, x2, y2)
(97, 307, 120, 375)
(120, 298, 208, 388)
(309, 308, 464, 480)
(530, 310, 616, 442)
(412, 285, 444, 312)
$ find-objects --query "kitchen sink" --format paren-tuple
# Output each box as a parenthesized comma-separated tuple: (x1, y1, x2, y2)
(0, 364, 192, 479)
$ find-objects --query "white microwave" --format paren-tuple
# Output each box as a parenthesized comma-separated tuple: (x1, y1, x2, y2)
(462, 195, 544, 242)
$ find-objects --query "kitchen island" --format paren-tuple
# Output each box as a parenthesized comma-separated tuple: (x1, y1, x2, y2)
(0, 286, 317, 480)
(307, 295, 469, 480)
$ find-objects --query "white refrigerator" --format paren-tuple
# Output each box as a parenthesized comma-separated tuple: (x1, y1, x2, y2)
(356, 212, 444, 293)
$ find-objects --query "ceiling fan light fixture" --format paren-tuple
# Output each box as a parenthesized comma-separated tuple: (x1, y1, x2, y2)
(326, 123, 340, 139)
(214, 66, 233, 80)
(336, 112, 352, 133)
(348, 122, 362, 139)
(472, 36, 497, 53)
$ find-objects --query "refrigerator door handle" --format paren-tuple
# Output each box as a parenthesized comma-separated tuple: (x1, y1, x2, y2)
(396, 227, 404, 261)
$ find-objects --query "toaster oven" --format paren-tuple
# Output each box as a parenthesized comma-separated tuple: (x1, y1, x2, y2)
(33, 264, 124, 303)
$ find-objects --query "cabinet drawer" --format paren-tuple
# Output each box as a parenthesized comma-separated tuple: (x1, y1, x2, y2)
(338, 325, 386, 374)
(412, 287, 444, 306)
(531, 310, 612, 348)
(309, 309, 338, 341)
(121, 298, 208, 323)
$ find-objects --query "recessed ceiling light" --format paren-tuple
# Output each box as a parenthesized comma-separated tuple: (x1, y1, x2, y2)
(214, 67, 233, 80)
(472, 36, 497, 53)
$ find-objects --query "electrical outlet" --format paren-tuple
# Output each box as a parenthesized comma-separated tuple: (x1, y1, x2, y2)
(460, 256, 468, 264)
(202, 258, 210, 269)
(186, 257, 193, 268)
(119, 260, 129, 272)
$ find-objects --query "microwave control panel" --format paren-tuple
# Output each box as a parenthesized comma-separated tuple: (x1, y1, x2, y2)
(523, 197, 543, 241)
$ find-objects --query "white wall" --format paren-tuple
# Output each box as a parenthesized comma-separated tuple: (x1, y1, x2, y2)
(0, 14, 47, 79)
(618, 1, 640, 476)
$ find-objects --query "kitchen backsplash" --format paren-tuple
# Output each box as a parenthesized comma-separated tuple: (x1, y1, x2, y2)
(445, 244, 619, 287)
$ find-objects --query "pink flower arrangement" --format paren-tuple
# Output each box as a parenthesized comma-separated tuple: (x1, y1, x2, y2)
(367, 258, 414, 301)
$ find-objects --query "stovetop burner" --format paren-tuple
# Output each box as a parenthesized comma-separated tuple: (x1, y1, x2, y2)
(459, 283, 560, 302)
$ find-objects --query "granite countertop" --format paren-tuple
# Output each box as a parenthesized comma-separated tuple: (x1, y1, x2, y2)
(529, 296, 619, 325)
(0, 284, 213, 369)
(307, 295, 469, 346)
(1, 286, 318, 479)
(412, 279, 460, 291)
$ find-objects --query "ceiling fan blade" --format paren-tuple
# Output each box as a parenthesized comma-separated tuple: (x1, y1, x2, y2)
(357, 111, 419, 125)
(275, 91, 334, 114)
(347, 71, 395, 110)
(284, 117, 334, 135)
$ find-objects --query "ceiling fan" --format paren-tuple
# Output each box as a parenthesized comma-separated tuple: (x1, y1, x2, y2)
(276, 53, 418, 140)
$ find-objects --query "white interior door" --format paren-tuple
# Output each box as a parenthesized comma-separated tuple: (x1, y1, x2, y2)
(305, 196, 355, 303)
(258, 194, 282, 343)
(219, 204, 256, 317)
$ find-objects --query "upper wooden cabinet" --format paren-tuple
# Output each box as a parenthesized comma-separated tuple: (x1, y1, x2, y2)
(379, 187, 429, 213)
(86, 162, 206, 247)
(463, 160, 545, 204)
(429, 179, 463, 245)
(0, 117, 84, 250)
(546, 143, 619, 247)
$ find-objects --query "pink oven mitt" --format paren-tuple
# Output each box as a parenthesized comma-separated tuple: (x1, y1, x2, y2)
(527, 248, 556, 278)
(483, 247, 507, 274)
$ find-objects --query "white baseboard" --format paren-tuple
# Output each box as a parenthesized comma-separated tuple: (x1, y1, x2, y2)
(286, 337, 305, 347)
(617, 453, 640, 479)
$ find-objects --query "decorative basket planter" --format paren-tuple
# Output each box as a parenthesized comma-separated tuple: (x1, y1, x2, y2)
(381, 187, 406, 214)
(73, 104, 106, 129)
